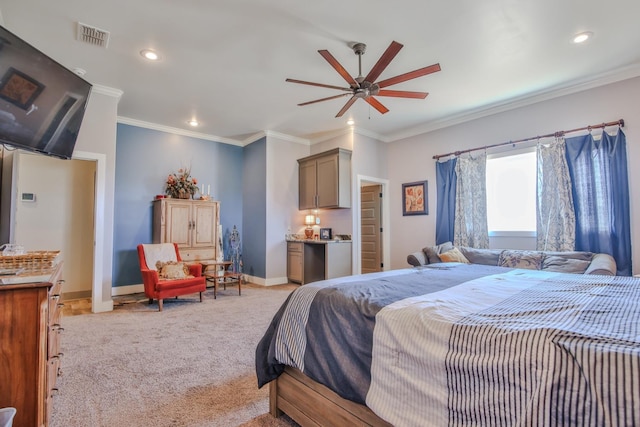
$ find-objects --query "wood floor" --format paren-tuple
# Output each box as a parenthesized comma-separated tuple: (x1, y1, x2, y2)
(62, 282, 299, 316)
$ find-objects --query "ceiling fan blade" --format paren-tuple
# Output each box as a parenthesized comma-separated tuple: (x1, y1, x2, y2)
(335, 96, 357, 118)
(286, 78, 353, 92)
(376, 89, 428, 99)
(365, 96, 389, 115)
(298, 93, 351, 107)
(364, 41, 403, 83)
(377, 63, 441, 88)
(318, 50, 359, 87)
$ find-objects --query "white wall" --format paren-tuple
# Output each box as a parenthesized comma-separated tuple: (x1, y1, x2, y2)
(388, 76, 640, 273)
(265, 134, 309, 284)
(72, 85, 121, 310)
(13, 152, 95, 296)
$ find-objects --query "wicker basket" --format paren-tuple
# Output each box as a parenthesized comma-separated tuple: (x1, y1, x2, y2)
(0, 250, 60, 272)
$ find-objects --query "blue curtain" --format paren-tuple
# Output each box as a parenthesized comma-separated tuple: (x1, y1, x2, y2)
(564, 129, 632, 275)
(435, 158, 457, 244)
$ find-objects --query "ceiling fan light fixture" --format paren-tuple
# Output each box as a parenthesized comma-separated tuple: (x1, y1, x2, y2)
(287, 41, 440, 118)
(572, 31, 593, 44)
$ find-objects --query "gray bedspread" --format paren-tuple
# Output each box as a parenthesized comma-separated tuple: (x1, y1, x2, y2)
(255, 264, 507, 402)
(255, 264, 640, 426)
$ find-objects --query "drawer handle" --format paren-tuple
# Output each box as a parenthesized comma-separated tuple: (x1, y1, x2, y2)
(57, 279, 66, 284)
(57, 368, 63, 377)
(52, 294, 61, 300)
(50, 388, 59, 397)
(57, 303, 65, 309)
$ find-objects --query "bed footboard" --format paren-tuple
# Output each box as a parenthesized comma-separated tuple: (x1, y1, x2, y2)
(269, 366, 391, 427)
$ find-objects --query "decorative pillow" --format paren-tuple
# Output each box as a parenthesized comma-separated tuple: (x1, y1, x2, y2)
(156, 261, 192, 280)
(438, 247, 470, 264)
(541, 256, 591, 274)
(498, 250, 544, 270)
(459, 247, 503, 266)
(423, 241, 454, 264)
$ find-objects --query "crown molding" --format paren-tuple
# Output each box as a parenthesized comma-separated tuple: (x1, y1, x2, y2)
(243, 131, 310, 146)
(265, 130, 310, 145)
(91, 84, 123, 99)
(116, 117, 243, 146)
(386, 63, 640, 142)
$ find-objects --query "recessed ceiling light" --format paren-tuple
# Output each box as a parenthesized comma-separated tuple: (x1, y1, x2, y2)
(572, 31, 593, 44)
(140, 49, 160, 60)
(347, 119, 355, 126)
(188, 119, 199, 127)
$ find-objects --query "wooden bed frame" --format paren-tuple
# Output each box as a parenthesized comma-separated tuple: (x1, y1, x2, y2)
(269, 366, 392, 427)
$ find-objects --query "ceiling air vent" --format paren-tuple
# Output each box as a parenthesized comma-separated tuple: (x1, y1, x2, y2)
(76, 22, 110, 48)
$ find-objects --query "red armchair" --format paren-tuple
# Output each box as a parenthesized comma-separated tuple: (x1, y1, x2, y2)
(137, 243, 206, 311)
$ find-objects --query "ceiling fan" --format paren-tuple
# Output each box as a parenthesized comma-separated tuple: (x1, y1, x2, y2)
(286, 41, 441, 118)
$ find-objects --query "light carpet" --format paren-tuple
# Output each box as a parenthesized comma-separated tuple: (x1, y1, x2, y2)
(50, 285, 299, 427)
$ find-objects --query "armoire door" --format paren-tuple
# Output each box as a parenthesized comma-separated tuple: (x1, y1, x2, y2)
(165, 201, 192, 248)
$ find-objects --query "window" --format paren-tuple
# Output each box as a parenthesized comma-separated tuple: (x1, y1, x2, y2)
(486, 150, 536, 235)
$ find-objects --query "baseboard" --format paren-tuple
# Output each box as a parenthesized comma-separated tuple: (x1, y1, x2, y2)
(63, 290, 92, 301)
(244, 275, 289, 286)
(112, 283, 144, 296)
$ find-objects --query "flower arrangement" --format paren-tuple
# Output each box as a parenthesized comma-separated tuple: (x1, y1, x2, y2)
(165, 168, 198, 199)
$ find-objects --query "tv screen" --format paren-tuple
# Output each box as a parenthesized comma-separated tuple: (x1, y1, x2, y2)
(0, 25, 92, 159)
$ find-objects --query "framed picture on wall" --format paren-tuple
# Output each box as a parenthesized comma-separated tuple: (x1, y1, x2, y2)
(402, 180, 428, 216)
(0, 67, 45, 110)
(320, 228, 332, 240)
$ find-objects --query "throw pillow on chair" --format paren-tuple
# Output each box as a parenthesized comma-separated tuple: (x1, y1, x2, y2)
(156, 261, 193, 279)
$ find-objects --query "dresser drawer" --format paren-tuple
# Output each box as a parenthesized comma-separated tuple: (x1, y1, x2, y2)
(48, 322, 63, 359)
(46, 354, 62, 426)
(287, 242, 303, 253)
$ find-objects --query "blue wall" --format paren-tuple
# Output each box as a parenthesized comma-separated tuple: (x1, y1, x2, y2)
(113, 124, 243, 287)
(242, 138, 266, 278)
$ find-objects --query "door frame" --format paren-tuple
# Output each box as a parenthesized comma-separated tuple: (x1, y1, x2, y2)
(354, 175, 390, 275)
(73, 150, 112, 313)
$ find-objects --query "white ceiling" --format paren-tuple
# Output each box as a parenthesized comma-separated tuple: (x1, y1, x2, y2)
(2, 0, 640, 143)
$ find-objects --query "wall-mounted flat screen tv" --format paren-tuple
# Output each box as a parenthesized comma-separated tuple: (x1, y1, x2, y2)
(0, 25, 92, 159)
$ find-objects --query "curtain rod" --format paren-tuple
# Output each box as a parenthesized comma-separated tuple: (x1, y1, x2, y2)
(432, 118, 625, 160)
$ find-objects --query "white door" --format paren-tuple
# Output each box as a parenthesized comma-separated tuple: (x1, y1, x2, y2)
(14, 152, 95, 298)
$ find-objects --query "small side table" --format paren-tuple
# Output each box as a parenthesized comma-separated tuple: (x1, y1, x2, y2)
(201, 260, 242, 299)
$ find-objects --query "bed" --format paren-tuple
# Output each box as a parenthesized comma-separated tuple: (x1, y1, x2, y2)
(256, 263, 640, 426)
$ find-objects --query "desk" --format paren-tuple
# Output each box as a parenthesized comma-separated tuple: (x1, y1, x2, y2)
(201, 260, 242, 299)
(286, 240, 352, 285)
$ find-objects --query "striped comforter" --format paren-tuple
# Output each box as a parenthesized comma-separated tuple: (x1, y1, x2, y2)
(255, 264, 640, 426)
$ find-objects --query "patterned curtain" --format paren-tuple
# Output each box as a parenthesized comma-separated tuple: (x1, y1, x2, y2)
(536, 140, 576, 251)
(564, 129, 632, 276)
(435, 158, 457, 245)
(454, 153, 489, 248)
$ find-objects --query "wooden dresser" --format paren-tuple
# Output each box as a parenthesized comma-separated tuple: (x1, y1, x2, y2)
(0, 263, 64, 426)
